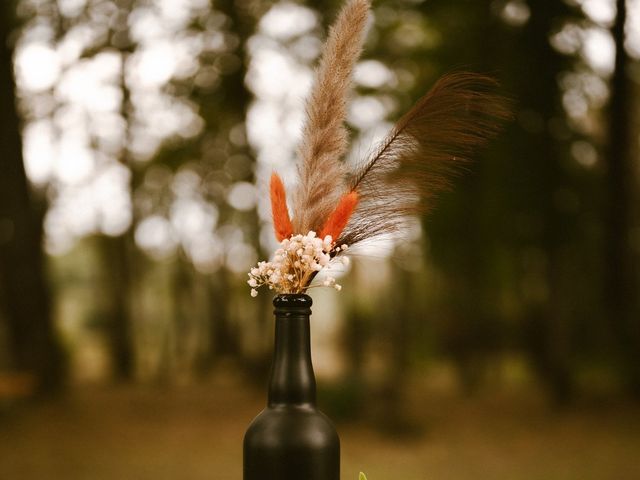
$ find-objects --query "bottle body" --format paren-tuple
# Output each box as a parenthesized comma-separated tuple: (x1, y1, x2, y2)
(243, 294, 340, 480)
(244, 405, 340, 480)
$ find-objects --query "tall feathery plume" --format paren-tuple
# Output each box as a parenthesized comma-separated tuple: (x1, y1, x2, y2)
(338, 73, 512, 248)
(292, 0, 370, 234)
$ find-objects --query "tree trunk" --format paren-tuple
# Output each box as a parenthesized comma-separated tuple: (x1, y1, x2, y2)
(210, 270, 239, 358)
(99, 234, 135, 381)
(606, 0, 640, 395)
(101, 1, 136, 381)
(377, 267, 418, 435)
(509, 0, 578, 405)
(0, 2, 65, 395)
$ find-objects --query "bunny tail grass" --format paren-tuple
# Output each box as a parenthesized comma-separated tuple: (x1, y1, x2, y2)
(319, 191, 359, 241)
(270, 172, 293, 242)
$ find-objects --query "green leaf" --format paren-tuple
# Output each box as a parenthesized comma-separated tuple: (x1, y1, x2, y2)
(359, 473, 368, 480)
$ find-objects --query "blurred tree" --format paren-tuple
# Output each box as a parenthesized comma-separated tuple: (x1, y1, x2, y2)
(107, 0, 137, 381)
(505, 0, 581, 405)
(56, 0, 138, 381)
(167, 0, 266, 375)
(195, 0, 256, 371)
(0, 0, 65, 394)
(98, 232, 135, 381)
(606, 0, 640, 396)
(421, 0, 589, 404)
(426, 0, 508, 395)
(378, 266, 422, 433)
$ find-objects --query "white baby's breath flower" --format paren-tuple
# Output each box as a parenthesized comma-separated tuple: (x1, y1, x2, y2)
(247, 231, 350, 296)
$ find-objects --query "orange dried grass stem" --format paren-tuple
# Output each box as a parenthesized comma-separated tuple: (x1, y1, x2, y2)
(319, 191, 358, 241)
(270, 173, 293, 242)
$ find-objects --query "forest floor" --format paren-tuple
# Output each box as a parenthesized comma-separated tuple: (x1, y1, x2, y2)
(1, 371, 639, 480)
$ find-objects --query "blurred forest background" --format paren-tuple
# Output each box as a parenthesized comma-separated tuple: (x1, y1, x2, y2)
(1, 0, 640, 479)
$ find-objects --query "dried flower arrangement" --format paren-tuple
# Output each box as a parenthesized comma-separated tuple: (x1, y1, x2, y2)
(248, 0, 511, 297)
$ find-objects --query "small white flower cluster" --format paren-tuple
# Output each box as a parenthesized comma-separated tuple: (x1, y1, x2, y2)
(247, 231, 349, 296)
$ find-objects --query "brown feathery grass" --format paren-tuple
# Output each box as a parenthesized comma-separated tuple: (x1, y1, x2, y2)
(292, 0, 370, 235)
(339, 72, 513, 247)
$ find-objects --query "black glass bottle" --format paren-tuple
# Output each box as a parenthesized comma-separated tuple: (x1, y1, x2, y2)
(243, 294, 340, 480)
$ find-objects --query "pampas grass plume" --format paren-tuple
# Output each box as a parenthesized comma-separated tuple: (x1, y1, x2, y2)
(293, 0, 370, 234)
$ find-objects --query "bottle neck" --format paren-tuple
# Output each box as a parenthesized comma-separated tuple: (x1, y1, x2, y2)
(268, 295, 316, 407)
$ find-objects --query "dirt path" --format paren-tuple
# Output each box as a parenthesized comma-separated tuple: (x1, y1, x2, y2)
(1, 376, 639, 480)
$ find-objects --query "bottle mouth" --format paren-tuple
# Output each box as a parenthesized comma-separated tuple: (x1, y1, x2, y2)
(273, 293, 313, 309)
